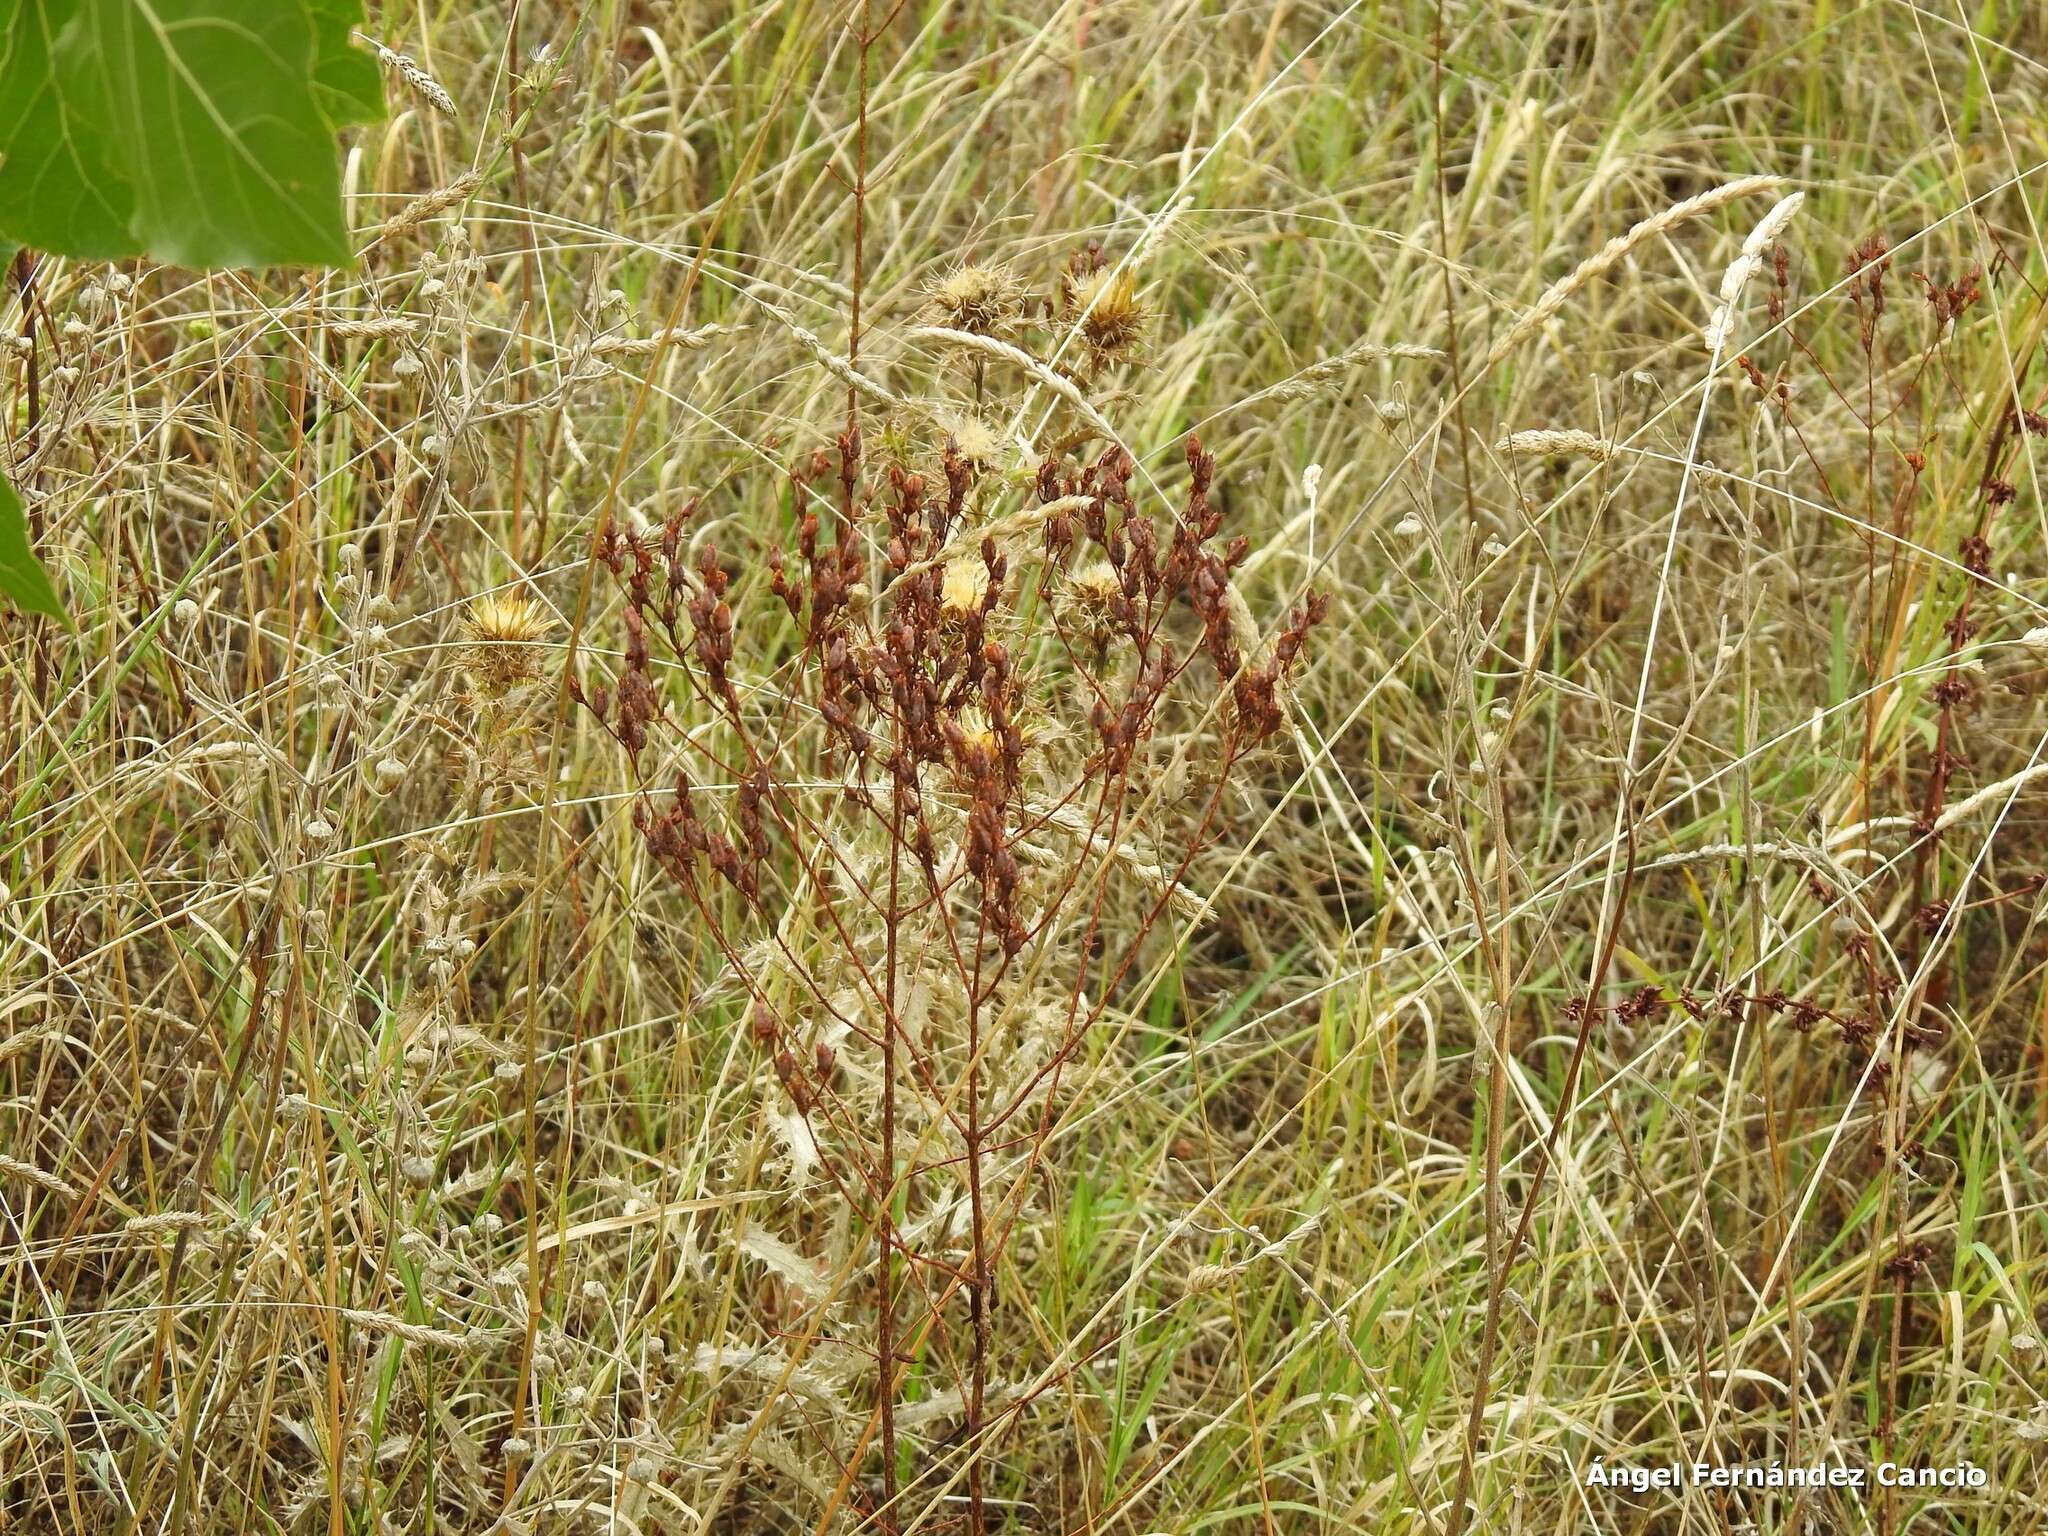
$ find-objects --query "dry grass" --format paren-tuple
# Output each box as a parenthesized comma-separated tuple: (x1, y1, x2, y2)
(6, 2, 2048, 1532)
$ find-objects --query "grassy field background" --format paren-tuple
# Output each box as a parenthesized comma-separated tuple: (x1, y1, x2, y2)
(5, 1, 2048, 1531)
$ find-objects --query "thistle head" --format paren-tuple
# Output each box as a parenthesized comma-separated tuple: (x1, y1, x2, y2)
(944, 703, 1023, 787)
(935, 410, 1004, 476)
(1063, 265, 1149, 365)
(1060, 559, 1124, 657)
(940, 556, 991, 619)
(1067, 559, 1121, 608)
(460, 590, 553, 697)
(924, 263, 1024, 338)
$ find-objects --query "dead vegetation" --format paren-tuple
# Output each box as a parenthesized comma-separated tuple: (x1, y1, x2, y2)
(4, 3, 2048, 1534)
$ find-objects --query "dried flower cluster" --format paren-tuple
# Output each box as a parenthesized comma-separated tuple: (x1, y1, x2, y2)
(575, 416, 1320, 1525)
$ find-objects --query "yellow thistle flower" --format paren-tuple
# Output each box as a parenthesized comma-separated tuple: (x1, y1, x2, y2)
(1064, 266, 1149, 364)
(941, 557, 990, 618)
(460, 590, 553, 697)
(935, 409, 1003, 474)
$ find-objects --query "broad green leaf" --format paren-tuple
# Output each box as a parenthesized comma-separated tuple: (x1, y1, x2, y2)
(0, 478, 66, 621)
(0, 3, 131, 259)
(306, 0, 385, 129)
(0, 0, 382, 269)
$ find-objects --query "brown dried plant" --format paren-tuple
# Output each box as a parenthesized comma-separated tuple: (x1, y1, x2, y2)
(573, 416, 1321, 1527)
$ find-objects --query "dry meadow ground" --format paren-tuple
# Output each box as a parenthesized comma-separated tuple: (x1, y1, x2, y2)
(5, 1, 2048, 1532)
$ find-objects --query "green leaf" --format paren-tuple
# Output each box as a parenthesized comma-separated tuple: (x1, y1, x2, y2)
(0, 0, 382, 270)
(0, 478, 67, 622)
(306, 0, 385, 129)
(0, 3, 131, 260)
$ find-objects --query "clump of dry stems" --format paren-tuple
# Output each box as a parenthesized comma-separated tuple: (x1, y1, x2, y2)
(574, 366, 1320, 1524)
